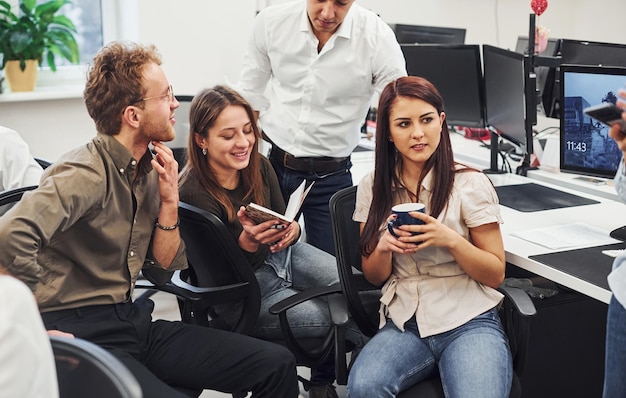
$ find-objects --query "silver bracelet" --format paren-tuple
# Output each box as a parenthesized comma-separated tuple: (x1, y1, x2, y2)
(155, 218, 180, 231)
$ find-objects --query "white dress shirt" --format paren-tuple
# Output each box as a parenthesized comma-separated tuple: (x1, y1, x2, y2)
(236, 0, 407, 158)
(0, 275, 59, 398)
(608, 159, 626, 307)
(0, 126, 43, 191)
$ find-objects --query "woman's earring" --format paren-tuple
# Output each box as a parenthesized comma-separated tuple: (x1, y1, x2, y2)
(202, 148, 207, 156)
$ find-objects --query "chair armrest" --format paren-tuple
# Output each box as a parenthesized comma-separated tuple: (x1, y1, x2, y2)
(327, 293, 349, 326)
(497, 285, 537, 376)
(268, 284, 343, 315)
(135, 270, 250, 302)
(497, 286, 537, 317)
(268, 283, 348, 372)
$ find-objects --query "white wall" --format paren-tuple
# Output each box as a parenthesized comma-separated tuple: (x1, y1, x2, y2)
(2, 0, 626, 161)
(136, 0, 257, 96)
(357, 0, 626, 50)
(1, 98, 94, 162)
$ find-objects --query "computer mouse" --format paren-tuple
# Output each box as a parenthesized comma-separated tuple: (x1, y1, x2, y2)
(610, 225, 626, 241)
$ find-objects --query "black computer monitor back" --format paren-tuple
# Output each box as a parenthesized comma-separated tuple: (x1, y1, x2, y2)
(401, 44, 484, 128)
(389, 24, 465, 45)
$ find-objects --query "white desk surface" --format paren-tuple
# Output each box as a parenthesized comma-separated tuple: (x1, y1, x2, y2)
(357, 132, 620, 304)
(488, 172, 619, 304)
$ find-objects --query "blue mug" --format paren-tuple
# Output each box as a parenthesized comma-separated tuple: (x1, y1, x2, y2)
(387, 203, 426, 239)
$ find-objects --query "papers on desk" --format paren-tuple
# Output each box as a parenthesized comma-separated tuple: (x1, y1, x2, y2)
(511, 222, 620, 250)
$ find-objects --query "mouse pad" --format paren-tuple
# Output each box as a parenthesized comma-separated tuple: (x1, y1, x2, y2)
(529, 242, 626, 290)
(495, 183, 599, 212)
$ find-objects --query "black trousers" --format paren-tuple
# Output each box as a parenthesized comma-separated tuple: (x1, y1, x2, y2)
(42, 299, 299, 398)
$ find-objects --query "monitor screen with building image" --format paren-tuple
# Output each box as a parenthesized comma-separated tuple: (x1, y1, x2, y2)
(559, 64, 626, 178)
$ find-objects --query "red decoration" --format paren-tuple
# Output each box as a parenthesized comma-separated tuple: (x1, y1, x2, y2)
(530, 0, 548, 16)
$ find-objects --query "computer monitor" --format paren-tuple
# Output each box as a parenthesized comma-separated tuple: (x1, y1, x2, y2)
(559, 39, 626, 67)
(483, 44, 537, 174)
(401, 44, 485, 128)
(559, 64, 626, 178)
(483, 45, 529, 147)
(389, 24, 466, 45)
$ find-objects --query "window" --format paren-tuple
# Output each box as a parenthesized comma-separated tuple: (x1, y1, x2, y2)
(53, 0, 104, 68)
(7, 0, 138, 89)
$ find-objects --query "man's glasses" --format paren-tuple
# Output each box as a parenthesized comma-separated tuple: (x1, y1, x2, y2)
(132, 85, 174, 104)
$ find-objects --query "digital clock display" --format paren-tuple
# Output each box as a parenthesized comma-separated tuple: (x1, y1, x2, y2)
(565, 141, 587, 152)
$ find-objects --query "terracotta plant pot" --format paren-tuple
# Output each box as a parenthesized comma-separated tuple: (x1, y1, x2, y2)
(5, 60, 38, 92)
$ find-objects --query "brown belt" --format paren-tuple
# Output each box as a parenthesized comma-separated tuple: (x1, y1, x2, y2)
(269, 145, 350, 173)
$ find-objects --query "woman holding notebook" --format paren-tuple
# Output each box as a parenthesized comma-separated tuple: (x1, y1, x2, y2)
(178, 85, 366, 394)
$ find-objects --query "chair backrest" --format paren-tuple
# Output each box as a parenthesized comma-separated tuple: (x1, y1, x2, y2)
(0, 184, 37, 216)
(34, 157, 52, 169)
(0, 184, 37, 206)
(178, 202, 345, 389)
(50, 335, 142, 398)
(178, 201, 261, 334)
(329, 186, 381, 337)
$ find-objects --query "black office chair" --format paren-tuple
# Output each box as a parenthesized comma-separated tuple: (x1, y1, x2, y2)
(0, 184, 37, 205)
(34, 157, 52, 169)
(329, 186, 537, 397)
(175, 201, 350, 392)
(0, 184, 38, 215)
(50, 335, 142, 398)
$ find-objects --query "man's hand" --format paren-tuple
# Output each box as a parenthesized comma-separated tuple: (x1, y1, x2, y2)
(150, 141, 179, 206)
(47, 330, 75, 338)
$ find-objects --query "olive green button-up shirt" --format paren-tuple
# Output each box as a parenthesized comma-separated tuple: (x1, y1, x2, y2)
(0, 134, 187, 312)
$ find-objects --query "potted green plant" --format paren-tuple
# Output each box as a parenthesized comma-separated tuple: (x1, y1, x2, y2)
(0, 0, 79, 92)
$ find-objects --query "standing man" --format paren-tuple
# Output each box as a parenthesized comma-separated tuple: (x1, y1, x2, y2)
(604, 87, 626, 398)
(0, 41, 298, 398)
(236, 0, 406, 256)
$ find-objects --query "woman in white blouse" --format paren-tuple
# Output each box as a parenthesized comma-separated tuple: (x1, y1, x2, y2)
(347, 76, 512, 397)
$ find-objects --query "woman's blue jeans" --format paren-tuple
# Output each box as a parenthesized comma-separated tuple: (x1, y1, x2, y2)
(347, 308, 512, 398)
